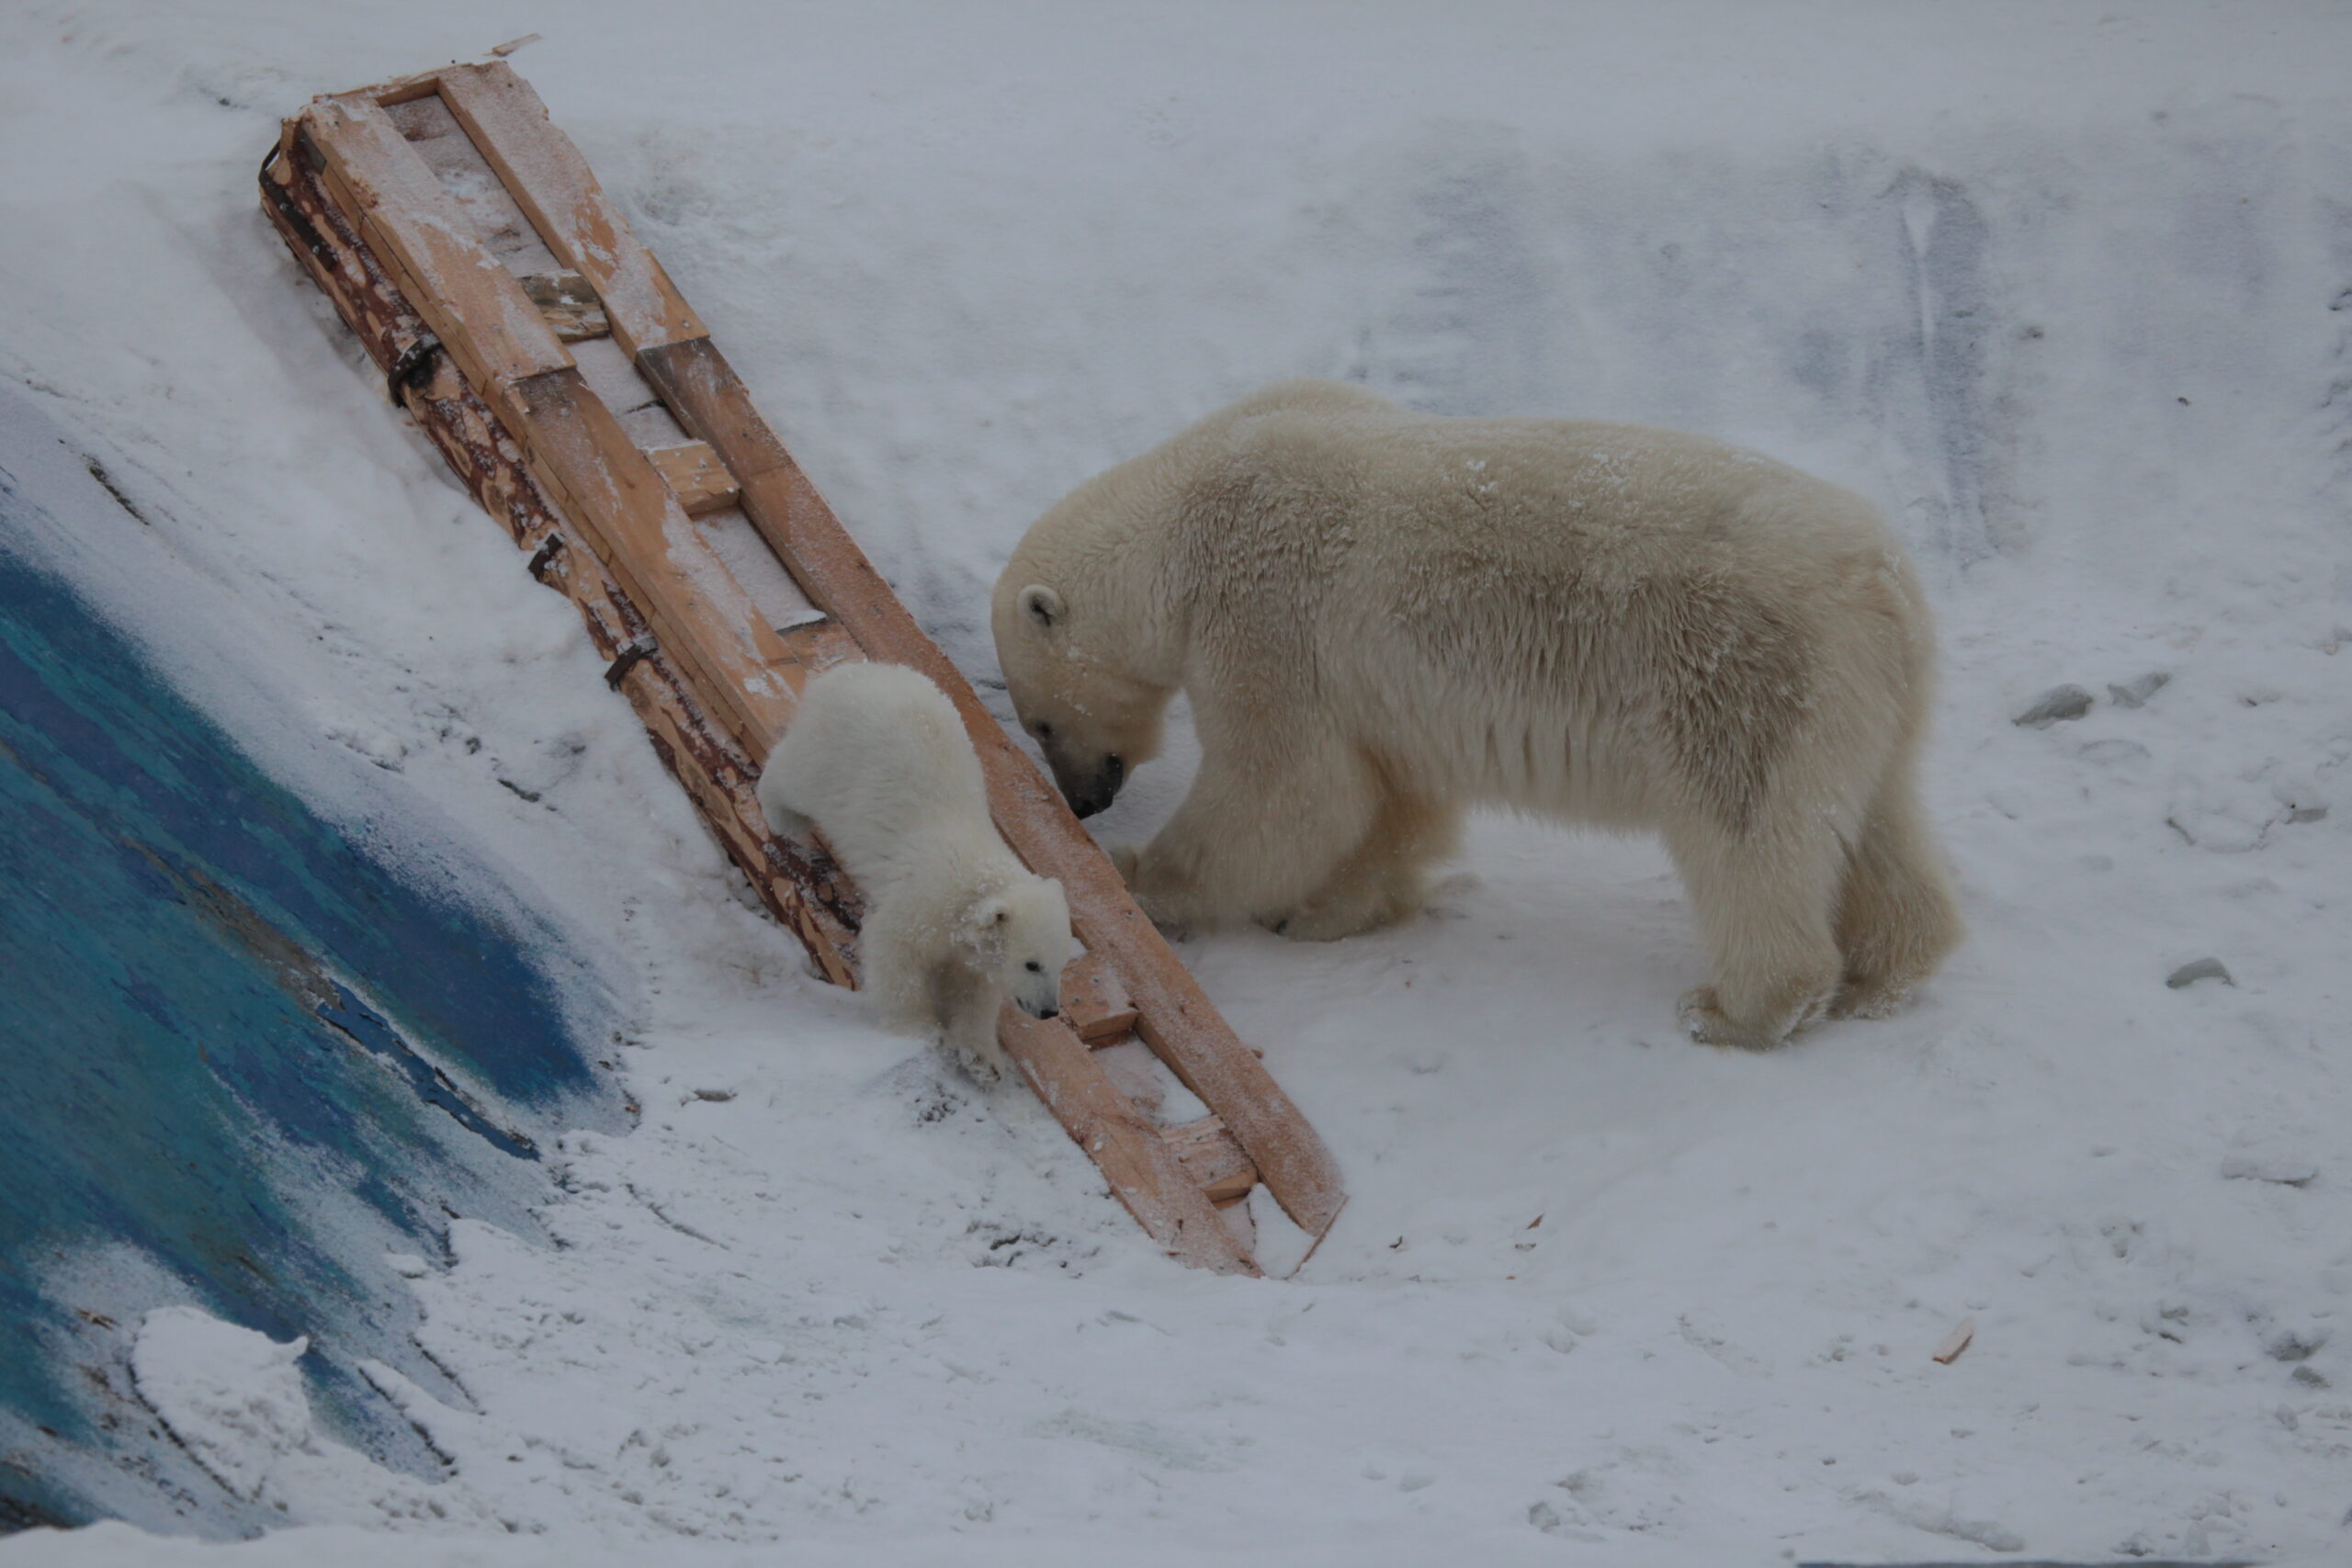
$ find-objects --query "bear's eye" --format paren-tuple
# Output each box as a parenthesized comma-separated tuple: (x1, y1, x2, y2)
(1024, 960, 1043, 973)
(1032, 721, 1054, 742)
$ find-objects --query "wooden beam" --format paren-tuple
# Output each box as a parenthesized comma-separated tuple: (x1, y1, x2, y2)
(433, 62, 708, 358)
(638, 334, 1346, 1243)
(646, 441, 741, 516)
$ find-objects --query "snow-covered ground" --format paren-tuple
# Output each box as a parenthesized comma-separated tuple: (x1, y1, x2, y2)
(5, 1, 2350, 1562)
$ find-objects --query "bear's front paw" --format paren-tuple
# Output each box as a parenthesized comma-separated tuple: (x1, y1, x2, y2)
(1679, 987, 1772, 1051)
(1104, 842, 1140, 885)
(1827, 975, 1915, 1021)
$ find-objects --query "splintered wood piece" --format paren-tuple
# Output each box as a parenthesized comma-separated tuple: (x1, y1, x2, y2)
(635, 333, 1347, 1243)
(1062, 949, 1140, 1043)
(647, 441, 741, 516)
(520, 270, 610, 341)
(998, 1011, 1257, 1275)
(433, 62, 708, 356)
(1931, 1316, 1976, 1365)
(1163, 1116, 1258, 1204)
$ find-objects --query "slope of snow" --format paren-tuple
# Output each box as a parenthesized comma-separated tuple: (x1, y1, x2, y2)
(3, 2, 2349, 1562)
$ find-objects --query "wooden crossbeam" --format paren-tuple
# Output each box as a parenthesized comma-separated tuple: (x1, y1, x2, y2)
(266, 62, 1346, 1273)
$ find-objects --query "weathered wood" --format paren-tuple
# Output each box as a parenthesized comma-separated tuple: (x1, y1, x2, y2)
(1061, 949, 1140, 1043)
(261, 127, 859, 987)
(638, 333, 1346, 1242)
(520, 271, 610, 342)
(997, 1011, 1257, 1275)
(646, 441, 741, 516)
(433, 62, 708, 357)
(1163, 1116, 1258, 1204)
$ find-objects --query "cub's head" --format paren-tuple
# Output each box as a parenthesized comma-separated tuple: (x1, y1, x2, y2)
(962, 875, 1073, 1020)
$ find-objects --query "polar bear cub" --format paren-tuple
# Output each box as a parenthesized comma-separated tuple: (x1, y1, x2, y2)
(757, 662, 1072, 1085)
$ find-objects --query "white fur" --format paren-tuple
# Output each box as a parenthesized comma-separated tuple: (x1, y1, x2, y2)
(992, 379, 1961, 1049)
(757, 663, 1073, 1084)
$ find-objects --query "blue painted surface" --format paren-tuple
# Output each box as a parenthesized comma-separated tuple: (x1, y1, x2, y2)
(0, 394, 630, 1533)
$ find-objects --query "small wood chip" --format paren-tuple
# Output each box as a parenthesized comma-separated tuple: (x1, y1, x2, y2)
(490, 34, 542, 57)
(1931, 1316, 1975, 1364)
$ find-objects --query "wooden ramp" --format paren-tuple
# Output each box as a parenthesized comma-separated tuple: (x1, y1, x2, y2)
(261, 62, 1343, 1275)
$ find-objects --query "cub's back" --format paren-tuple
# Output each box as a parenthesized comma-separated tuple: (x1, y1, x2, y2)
(768, 664, 991, 873)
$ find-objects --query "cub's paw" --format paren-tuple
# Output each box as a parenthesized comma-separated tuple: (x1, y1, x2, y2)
(945, 1038, 1008, 1089)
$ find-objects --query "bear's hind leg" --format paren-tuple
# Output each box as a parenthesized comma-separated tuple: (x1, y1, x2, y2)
(1830, 759, 1962, 1019)
(1277, 788, 1462, 941)
(1667, 816, 1844, 1050)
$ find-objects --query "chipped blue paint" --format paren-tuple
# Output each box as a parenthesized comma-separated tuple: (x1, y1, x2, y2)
(0, 394, 630, 1534)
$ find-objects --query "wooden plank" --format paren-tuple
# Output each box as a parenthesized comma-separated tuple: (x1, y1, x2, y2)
(646, 441, 741, 516)
(1061, 949, 1140, 1043)
(638, 334, 1347, 1243)
(997, 1011, 1257, 1275)
(434, 62, 708, 357)
(1163, 1117, 1258, 1204)
(305, 96, 573, 401)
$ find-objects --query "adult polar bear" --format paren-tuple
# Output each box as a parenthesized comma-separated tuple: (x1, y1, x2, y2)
(992, 380, 1961, 1049)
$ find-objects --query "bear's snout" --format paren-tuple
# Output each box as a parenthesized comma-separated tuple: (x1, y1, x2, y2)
(1054, 752, 1125, 818)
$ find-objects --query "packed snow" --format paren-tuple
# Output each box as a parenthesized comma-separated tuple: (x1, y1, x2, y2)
(3, 1, 2349, 1562)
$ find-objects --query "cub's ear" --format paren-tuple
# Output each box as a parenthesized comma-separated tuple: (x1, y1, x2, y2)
(1018, 583, 1065, 632)
(964, 895, 1011, 941)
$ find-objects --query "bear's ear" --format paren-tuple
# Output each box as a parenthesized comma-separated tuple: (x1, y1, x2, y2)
(1018, 583, 1065, 633)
